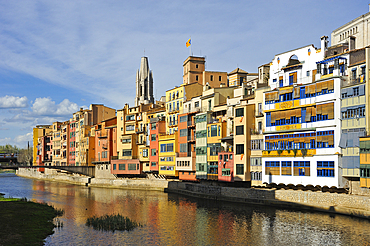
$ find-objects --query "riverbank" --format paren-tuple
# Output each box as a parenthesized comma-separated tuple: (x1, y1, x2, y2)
(16, 168, 370, 220)
(0, 195, 63, 245)
(17, 167, 169, 191)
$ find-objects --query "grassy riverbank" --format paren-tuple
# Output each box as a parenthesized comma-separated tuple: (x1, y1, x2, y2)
(0, 195, 63, 245)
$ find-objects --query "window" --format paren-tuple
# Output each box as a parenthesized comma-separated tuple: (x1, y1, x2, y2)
(196, 75, 199, 81)
(236, 144, 244, 155)
(236, 126, 244, 135)
(219, 76, 222, 81)
(236, 164, 244, 175)
(210, 75, 213, 81)
(180, 143, 188, 153)
(151, 162, 156, 167)
(119, 164, 125, 170)
(142, 149, 148, 157)
(279, 78, 283, 87)
(352, 68, 357, 80)
(126, 125, 134, 131)
(307, 71, 310, 76)
(235, 108, 244, 117)
(180, 129, 188, 137)
(180, 115, 187, 123)
(151, 134, 156, 141)
(151, 149, 156, 156)
(126, 115, 135, 121)
(113, 164, 116, 170)
(151, 123, 156, 130)
(122, 150, 132, 156)
(128, 164, 136, 170)
(317, 161, 335, 177)
(210, 125, 217, 137)
(160, 143, 174, 152)
(195, 101, 199, 108)
(196, 64, 198, 68)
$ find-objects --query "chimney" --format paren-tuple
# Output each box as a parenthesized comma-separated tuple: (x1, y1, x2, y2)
(320, 36, 328, 52)
(349, 36, 356, 51)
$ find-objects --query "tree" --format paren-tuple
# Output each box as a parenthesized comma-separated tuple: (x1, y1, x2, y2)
(17, 147, 33, 165)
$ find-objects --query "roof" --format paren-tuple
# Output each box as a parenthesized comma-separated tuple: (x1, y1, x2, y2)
(228, 68, 248, 75)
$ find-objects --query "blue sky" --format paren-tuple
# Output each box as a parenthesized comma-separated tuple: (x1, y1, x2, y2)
(0, 0, 368, 148)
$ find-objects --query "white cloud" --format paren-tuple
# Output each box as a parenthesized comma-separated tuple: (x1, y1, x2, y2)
(31, 97, 79, 116)
(0, 95, 28, 108)
(3, 97, 79, 125)
(0, 133, 32, 148)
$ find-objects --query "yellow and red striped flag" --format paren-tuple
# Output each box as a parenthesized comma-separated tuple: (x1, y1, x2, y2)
(186, 38, 191, 48)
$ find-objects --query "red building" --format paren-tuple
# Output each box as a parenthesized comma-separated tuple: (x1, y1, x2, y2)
(218, 151, 234, 182)
(149, 117, 166, 173)
(177, 112, 197, 181)
(69, 120, 76, 165)
(93, 117, 117, 165)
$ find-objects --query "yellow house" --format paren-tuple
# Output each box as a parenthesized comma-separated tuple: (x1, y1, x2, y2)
(33, 125, 52, 166)
(207, 121, 227, 180)
(166, 86, 184, 135)
(158, 133, 178, 177)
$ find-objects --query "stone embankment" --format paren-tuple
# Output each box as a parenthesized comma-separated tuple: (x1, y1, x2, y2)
(16, 168, 168, 191)
(17, 168, 370, 219)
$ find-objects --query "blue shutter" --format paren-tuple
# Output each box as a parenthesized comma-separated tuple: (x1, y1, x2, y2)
(359, 85, 365, 96)
(301, 108, 306, 123)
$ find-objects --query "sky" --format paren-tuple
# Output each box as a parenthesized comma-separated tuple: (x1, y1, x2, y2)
(0, 0, 368, 148)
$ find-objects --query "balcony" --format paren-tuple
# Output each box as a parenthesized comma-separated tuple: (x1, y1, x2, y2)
(250, 128, 264, 135)
(341, 75, 365, 87)
(187, 120, 195, 128)
(169, 120, 178, 127)
(187, 135, 195, 142)
(262, 149, 316, 157)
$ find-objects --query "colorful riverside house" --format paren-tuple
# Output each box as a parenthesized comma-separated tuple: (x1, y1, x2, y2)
(195, 112, 209, 179)
(158, 133, 178, 177)
(92, 117, 117, 167)
(339, 45, 368, 181)
(113, 104, 140, 176)
(179, 96, 202, 180)
(176, 111, 197, 181)
(233, 102, 254, 182)
(68, 119, 77, 166)
(149, 116, 166, 173)
(360, 137, 370, 188)
(218, 151, 234, 182)
(60, 121, 70, 166)
(33, 125, 52, 166)
(166, 86, 183, 135)
(206, 117, 227, 181)
(262, 36, 346, 188)
(52, 122, 62, 166)
(250, 64, 270, 186)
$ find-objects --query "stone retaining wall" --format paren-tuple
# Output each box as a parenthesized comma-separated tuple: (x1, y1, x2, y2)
(167, 181, 370, 219)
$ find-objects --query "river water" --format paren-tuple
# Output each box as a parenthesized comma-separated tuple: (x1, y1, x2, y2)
(1, 173, 370, 245)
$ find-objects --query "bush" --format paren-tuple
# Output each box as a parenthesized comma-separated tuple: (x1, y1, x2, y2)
(86, 214, 142, 232)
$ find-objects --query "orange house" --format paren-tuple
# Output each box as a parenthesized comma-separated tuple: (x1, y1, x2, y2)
(93, 117, 117, 165)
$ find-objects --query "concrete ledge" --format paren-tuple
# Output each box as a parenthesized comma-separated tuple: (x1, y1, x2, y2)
(165, 181, 370, 220)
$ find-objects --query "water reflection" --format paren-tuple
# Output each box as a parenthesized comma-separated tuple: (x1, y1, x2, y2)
(1, 173, 370, 245)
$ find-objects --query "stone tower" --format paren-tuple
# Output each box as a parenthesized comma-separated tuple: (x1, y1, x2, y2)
(135, 57, 154, 106)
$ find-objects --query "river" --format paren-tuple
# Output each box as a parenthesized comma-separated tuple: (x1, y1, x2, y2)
(1, 173, 370, 245)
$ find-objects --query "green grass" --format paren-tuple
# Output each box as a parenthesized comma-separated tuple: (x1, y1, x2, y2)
(86, 214, 142, 232)
(0, 198, 64, 246)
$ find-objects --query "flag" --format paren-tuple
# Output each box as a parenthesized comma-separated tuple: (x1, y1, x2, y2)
(186, 39, 191, 48)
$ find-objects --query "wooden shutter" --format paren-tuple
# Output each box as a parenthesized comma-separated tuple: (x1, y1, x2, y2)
(312, 70, 317, 82)
(305, 107, 312, 122)
(328, 80, 334, 90)
(316, 82, 322, 93)
(328, 103, 334, 119)
(316, 104, 322, 115)
(294, 87, 300, 98)
(312, 107, 316, 117)
(296, 108, 301, 117)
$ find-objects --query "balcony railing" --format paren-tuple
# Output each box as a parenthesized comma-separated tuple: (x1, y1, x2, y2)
(341, 75, 365, 87)
(250, 128, 264, 135)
